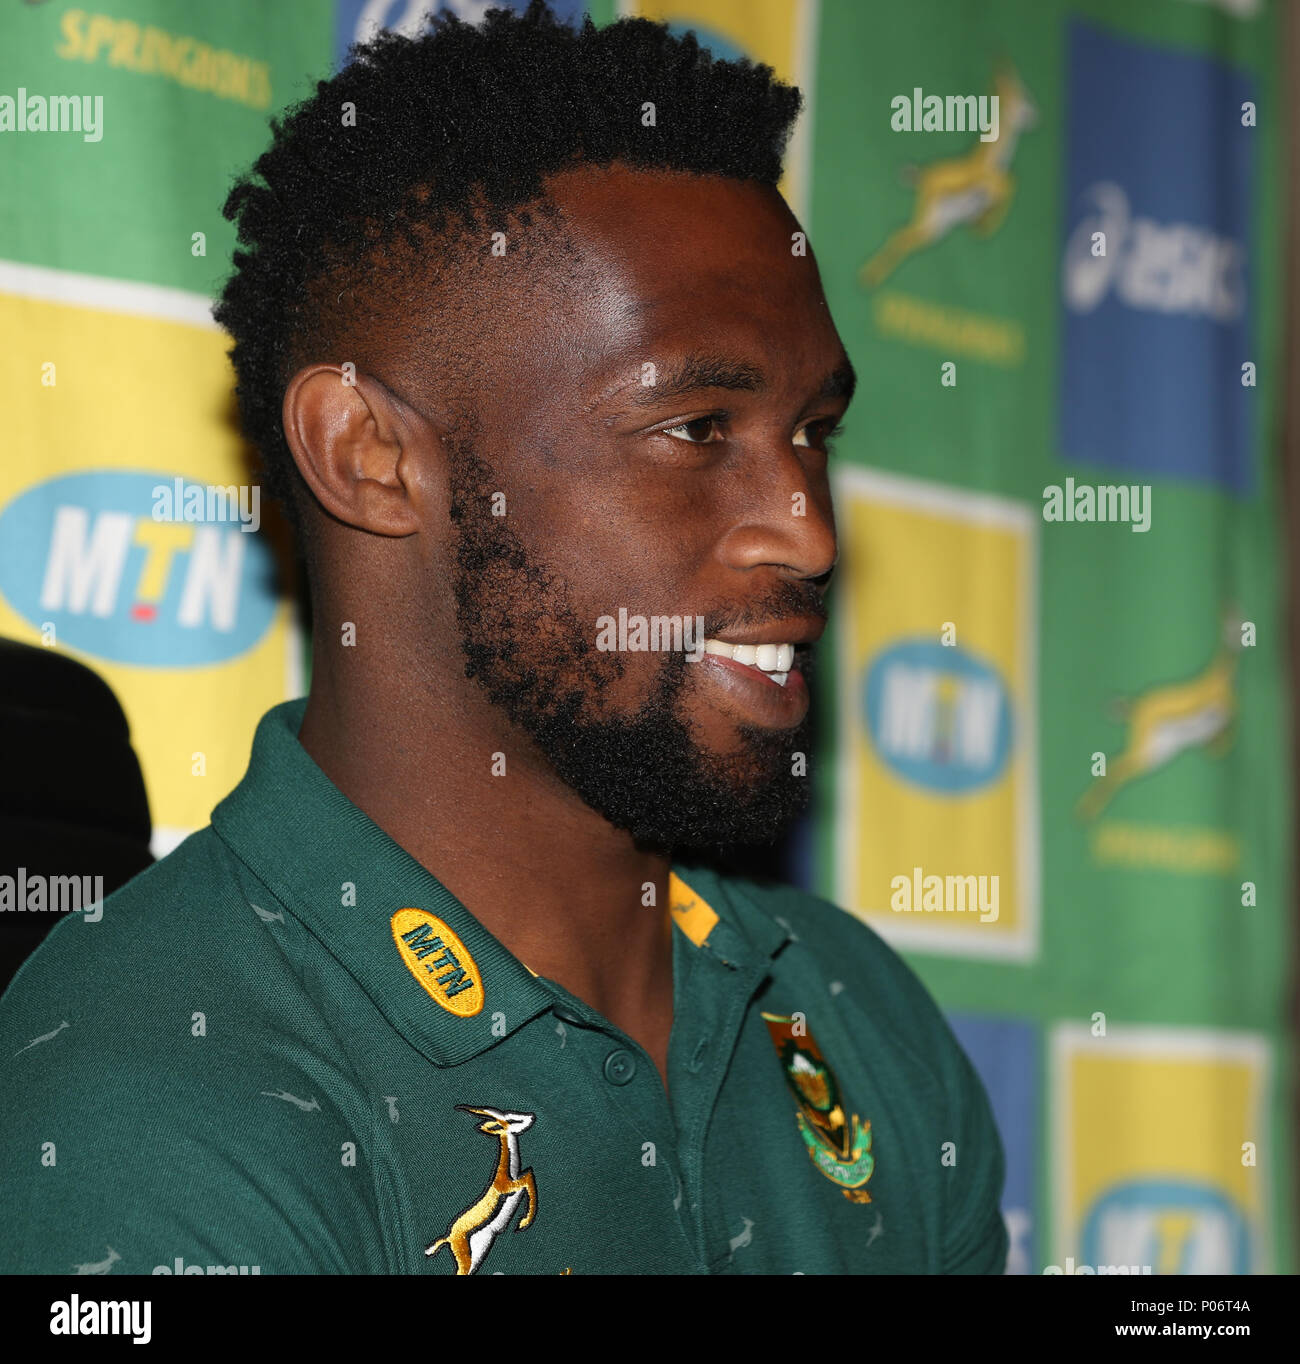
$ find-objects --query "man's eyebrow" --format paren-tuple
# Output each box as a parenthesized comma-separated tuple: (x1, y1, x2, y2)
(612, 354, 858, 408)
(821, 361, 857, 405)
(621, 354, 766, 406)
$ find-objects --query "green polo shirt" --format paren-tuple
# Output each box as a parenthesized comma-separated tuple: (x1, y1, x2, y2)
(0, 698, 1008, 1275)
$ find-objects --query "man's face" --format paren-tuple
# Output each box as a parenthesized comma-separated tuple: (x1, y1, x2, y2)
(435, 165, 852, 850)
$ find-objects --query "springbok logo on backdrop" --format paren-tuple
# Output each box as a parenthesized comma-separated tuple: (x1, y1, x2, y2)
(0, 471, 277, 666)
(860, 61, 1038, 288)
(1075, 612, 1240, 821)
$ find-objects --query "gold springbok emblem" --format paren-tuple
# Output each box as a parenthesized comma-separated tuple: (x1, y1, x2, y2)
(1075, 612, 1242, 820)
(860, 62, 1038, 288)
(427, 1106, 537, 1275)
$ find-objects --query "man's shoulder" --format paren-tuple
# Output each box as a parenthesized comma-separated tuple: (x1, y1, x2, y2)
(2, 825, 267, 1020)
(0, 823, 328, 1091)
(0, 827, 381, 1274)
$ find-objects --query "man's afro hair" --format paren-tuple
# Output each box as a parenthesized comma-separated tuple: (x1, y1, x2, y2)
(213, 0, 803, 519)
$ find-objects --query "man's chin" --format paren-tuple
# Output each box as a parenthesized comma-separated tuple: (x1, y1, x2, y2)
(650, 781, 811, 853)
(574, 750, 813, 853)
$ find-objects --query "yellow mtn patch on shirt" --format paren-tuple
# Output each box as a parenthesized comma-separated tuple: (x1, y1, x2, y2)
(668, 871, 719, 946)
(391, 908, 484, 1017)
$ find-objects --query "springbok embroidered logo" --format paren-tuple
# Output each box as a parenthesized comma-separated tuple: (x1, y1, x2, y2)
(427, 1106, 537, 1275)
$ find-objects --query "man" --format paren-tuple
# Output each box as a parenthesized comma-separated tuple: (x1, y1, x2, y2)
(0, 2, 1007, 1275)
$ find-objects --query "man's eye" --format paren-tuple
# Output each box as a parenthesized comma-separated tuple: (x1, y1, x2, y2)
(794, 419, 845, 450)
(663, 416, 724, 444)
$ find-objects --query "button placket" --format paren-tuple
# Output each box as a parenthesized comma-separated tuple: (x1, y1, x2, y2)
(554, 1005, 703, 1266)
(672, 951, 770, 1267)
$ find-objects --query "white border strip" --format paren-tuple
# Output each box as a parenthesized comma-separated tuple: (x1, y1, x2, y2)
(0, 259, 218, 331)
(149, 825, 192, 860)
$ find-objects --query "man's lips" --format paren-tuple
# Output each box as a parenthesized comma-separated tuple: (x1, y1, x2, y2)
(702, 617, 825, 648)
(695, 646, 811, 729)
(699, 618, 822, 686)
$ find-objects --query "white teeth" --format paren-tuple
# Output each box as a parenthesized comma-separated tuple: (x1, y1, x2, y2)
(702, 638, 798, 676)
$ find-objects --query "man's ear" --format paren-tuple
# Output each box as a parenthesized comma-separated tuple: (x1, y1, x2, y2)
(282, 364, 439, 537)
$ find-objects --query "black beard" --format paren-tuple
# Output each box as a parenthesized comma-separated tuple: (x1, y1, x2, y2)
(447, 443, 815, 853)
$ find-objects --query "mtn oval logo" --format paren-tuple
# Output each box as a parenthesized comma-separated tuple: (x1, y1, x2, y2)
(1081, 1179, 1251, 1275)
(391, 909, 484, 1018)
(863, 638, 1012, 793)
(0, 470, 278, 666)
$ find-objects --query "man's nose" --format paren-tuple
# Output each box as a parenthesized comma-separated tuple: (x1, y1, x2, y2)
(714, 446, 837, 582)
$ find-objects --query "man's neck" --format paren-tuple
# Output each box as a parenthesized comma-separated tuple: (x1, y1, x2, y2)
(296, 669, 675, 1051)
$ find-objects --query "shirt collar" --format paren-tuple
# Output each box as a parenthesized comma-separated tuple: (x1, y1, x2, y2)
(212, 699, 791, 1066)
(668, 863, 793, 968)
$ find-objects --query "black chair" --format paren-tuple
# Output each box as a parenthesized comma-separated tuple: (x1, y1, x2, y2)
(0, 639, 153, 993)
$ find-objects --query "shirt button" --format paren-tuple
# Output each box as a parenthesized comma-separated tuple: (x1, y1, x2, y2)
(603, 1049, 637, 1085)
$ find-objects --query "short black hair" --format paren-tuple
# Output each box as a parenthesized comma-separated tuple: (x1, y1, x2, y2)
(213, 0, 801, 528)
